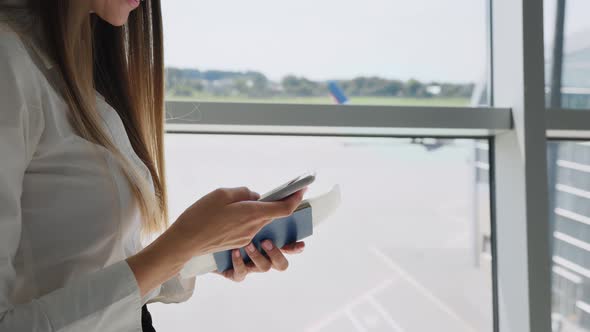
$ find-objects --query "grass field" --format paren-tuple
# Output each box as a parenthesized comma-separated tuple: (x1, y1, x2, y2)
(165, 94, 471, 107)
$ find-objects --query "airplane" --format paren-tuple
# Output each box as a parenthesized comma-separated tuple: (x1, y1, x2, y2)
(328, 81, 349, 105)
(327, 80, 449, 151)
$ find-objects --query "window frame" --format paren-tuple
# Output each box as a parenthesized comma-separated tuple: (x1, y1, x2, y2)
(165, 101, 511, 137)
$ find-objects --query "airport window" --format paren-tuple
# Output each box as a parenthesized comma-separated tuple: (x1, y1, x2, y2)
(151, 135, 494, 331)
(157, 0, 590, 330)
(544, 0, 590, 110)
(161, 0, 488, 107)
(548, 141, 590, 331)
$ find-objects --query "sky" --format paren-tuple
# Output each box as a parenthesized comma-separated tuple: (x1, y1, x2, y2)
(161, 0, 590, 83)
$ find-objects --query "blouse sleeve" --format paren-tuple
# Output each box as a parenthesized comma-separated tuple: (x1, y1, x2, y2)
(134, 230, 196, 305)
(148, 274, 196, 305)
(0, 31, 143, 331)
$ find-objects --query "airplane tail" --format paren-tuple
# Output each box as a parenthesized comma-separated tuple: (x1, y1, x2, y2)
(328, 81, 349, 105)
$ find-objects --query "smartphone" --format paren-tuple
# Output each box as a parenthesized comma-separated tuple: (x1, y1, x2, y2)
(258, 171, 316, 202)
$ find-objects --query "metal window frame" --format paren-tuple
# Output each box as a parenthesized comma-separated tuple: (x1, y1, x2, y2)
(165, 101, 511, 137)
(490, 0, 552, 331)
(547, 109, 590, 138)
(162, 0, 588, 331)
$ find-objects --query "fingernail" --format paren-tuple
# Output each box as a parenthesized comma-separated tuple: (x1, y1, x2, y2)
(262, 241, 273, 251)
(246, 243, 256, 253)
(234, 250, 241, 258)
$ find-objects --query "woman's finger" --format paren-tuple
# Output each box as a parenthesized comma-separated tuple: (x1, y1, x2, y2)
(244, 261, 259, 273)
(262, 240, 289, 271)
(231, 249, 248, 281)
(237, 188, 306, 220)
(245, 243, 272, 272)
(217, 187, 255, 204)
(250, 191, 261, 201)
(281, 241, 305, 255)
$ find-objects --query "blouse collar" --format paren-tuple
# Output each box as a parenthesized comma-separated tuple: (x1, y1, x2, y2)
(0, 3, 55, 69)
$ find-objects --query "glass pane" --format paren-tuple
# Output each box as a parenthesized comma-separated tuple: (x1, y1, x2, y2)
(548, 141, 590, 331)
(151, 135, 494, 331)
(162, 1, 488, 107)
(544, 0, 590, 109)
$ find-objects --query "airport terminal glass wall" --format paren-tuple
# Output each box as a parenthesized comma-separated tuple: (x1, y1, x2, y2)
(544, 0, 590, 109)
(153, 0, 590, 330)
(548, 141, 590, 332)
(150, 135, 494, 331)
(161, 0, 488, 107)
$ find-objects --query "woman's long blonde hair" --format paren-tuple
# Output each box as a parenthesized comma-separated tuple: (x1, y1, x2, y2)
(25, 0, 169, 234)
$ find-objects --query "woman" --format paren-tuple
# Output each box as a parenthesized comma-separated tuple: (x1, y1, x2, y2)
(0, 0, 307, 330)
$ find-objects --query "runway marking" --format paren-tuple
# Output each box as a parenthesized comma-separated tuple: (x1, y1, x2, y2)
(369, 245, 477, 332)
(345, 308, 368, 332)
(304, 312, 345, 332)
(305, 279, 398, 332)
(366, 296, 407, 332)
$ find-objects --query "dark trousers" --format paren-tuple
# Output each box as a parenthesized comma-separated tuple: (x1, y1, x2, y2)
(142, 305, 156, 332)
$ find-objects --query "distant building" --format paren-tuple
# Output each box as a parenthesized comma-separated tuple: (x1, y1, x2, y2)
(473, 29, 590, 332)
(547, 29, 590, 332)
(545, 29, 590, 108)
(426, 84, 442, 96)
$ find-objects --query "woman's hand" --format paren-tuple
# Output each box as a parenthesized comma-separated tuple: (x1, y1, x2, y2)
(218, 240, 306, 282)
(167, 187, 305, 260)
(127, 186, 306, 297)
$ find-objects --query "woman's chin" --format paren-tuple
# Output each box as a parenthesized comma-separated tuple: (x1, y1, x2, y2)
(105, 13, 130, 27)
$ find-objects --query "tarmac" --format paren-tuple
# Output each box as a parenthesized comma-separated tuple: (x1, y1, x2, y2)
(149, 134, 493, 332)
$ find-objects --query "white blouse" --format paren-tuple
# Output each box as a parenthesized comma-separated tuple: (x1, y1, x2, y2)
(0, 21, 195, 331)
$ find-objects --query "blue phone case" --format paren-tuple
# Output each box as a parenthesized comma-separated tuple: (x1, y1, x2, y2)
(213, 206, 313, 272)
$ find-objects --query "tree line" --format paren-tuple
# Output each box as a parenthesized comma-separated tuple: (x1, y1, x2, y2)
(165, 67, 474, 99)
